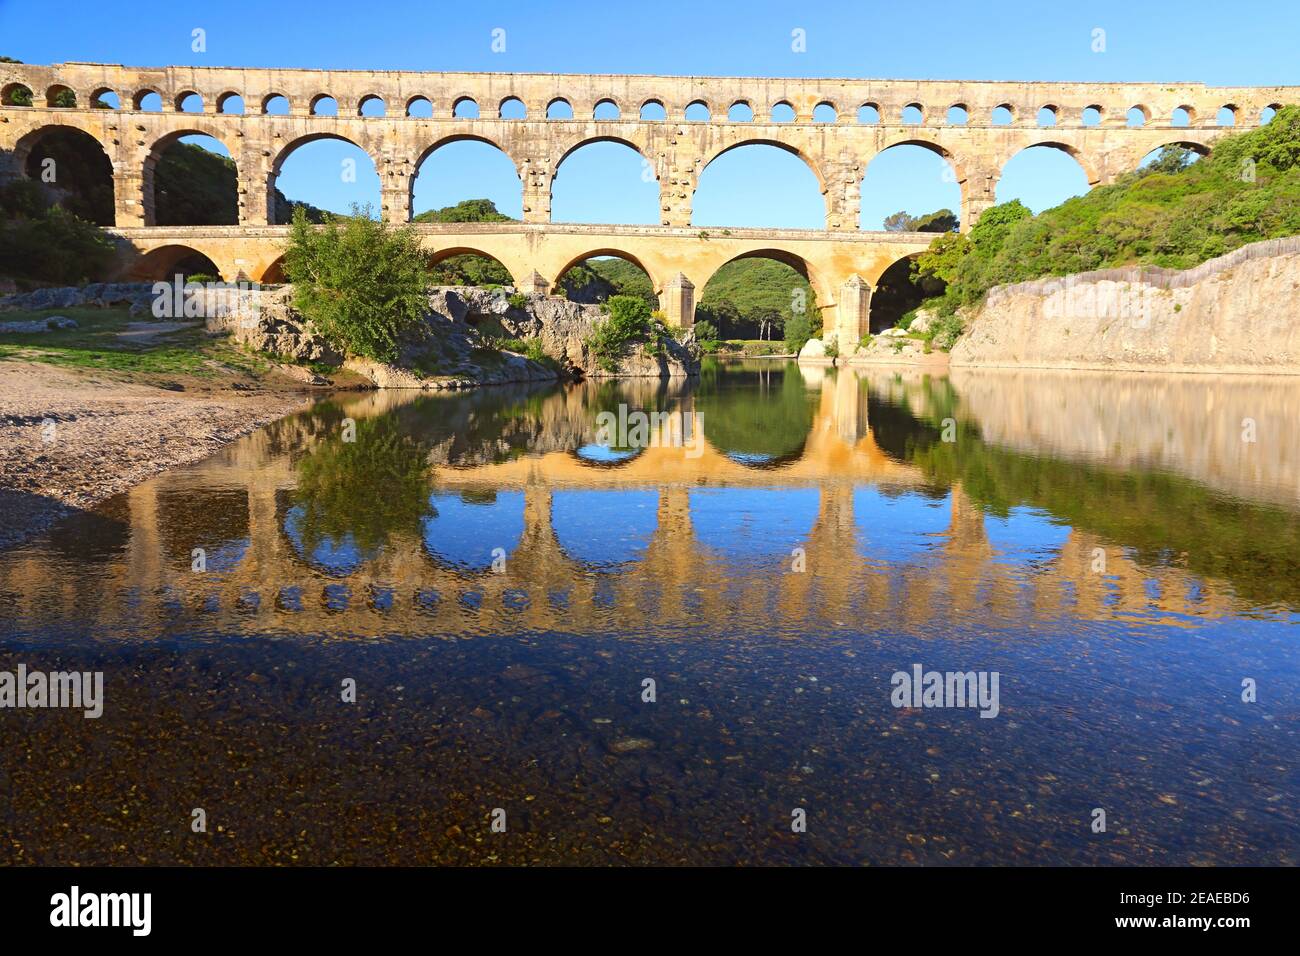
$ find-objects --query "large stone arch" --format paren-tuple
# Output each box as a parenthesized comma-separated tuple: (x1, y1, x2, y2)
(125, 243, 227, 282)
(695, 247, 834, 334)
(11, 121, 116, 225)
(548, 247, 665, 300)
(697, 137, 831, 198)
(426, 245, 525, 288)
(267, 132, 381, 224)
(410, 132, 523, 215)
(144, 126, 240, 226)
(1003, 140, 1103, 186)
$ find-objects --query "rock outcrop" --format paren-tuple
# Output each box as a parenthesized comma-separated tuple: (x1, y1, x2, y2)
(951, 237, 1300, 374)
(210, 284, 698, 389)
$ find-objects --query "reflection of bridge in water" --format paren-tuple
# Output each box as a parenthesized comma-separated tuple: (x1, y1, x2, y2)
(1, 366, 1258, 636)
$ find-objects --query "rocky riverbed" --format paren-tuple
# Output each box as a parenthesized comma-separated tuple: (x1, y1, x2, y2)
(0, 361, 310, 550)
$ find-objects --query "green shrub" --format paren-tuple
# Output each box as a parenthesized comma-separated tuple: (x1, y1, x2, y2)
(506, 292, 527, 310)
(783, 314, 813, 354)
(8, 85, 32, 106)
(586, 294, 653, 371)
(824, 339, 840, 360)
(284, 205, 432, 363)
(0, 205, 115, 284)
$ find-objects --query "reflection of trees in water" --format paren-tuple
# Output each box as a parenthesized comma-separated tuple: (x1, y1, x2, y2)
(292, 415, 432, 554)
(694, 360, 817, 466)
(861, 374, 1300, 609)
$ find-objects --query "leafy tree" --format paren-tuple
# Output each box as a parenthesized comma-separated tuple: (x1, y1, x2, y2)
(284, 205, 432, 363)
(586, 294, 654, 371)
(413, 198, 515, 223)
(52, 88, 75, 108)
(783, 314, 813, 354)
(0, 204, 115, 284)
(913, 208, 960, 232)
(153, 142, 238, 225)
(1143, 145, 1197, 175)
(7, 84, 32, 106)
(883, 210, 917, 232)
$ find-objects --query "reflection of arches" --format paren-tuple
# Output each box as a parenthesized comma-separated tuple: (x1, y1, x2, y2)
(693, 140, 827, 229)
(269, 133, 380, 223)
(128, 244, 224, 282)
(421, 491, 526, 572)
(553, 489, 657, 567)
(689, 487, 821, 552)
(14, 124, 115, 226)
(411, 134, 522, 220)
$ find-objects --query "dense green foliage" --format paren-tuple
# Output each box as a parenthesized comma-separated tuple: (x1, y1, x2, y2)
(694, 258, 821, 340)
(783, 314, 813, 354)
(293, 412, 432, 556)
(430, 253, 513, 286)
(915, 106, 1300, 315)
(586, 294, 655, 371)
(560, 256, 657, 306)
(413, 198, 515, 223)
(883, 208, 959, 233)
(0, 179, 115, 284)
(153, 142, 238, 225)
(283, 206, 432, 362)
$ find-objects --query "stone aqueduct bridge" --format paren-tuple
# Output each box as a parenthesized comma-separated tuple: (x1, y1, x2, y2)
(2, 61, 1295, 337)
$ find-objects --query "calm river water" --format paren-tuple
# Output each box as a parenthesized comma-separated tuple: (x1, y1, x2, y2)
(1, 360, 1297, 864)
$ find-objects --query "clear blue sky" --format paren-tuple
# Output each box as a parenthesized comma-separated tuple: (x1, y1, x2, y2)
(4, 0, 1296, 227)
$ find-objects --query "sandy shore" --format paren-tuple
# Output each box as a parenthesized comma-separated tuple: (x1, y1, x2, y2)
(0, 361, 312, 549)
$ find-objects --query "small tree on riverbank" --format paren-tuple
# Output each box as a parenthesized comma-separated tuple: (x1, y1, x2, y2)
(283, 205, 431, 363)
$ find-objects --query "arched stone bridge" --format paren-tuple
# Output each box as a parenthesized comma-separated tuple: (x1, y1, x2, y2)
(2, 61, 1294, 336)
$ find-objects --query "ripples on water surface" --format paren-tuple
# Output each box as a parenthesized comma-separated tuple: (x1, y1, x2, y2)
(1, 361, 1297, 864)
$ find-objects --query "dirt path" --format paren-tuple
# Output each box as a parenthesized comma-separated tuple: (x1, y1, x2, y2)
(0, 361, 313, 549)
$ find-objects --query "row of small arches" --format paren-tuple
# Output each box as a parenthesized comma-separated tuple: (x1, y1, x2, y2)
(1, 82, 1283, 127)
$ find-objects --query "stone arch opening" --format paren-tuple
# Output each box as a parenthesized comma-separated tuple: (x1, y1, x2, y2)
(270, 134, 381, 223)
(1082, 105, 1103, 126)
(90, 88, 119, 109)
(146, 130, 239, 226)
(996, 143, 1092, 214)
(858, 103, 881, 124)
(310, 95, 338, 116)
(554, 251, 659, 306)
(412, 135, 522, 222)
(1261, 104, 1281, 125)
(640, 99, 666, 121)
(1139, 142, 1209, 172)
(771, 101, 796, 123)
(868, 253, 940, 332)
(593, 98, 620, 120)
(261, 256, 288, 284)
(175, 91, 203, 113)
(134, 89, 163, 111)
(15, 124, 114, 225)
(1037, 105, 1058, 126)
(947, 104, 968, 125)
(358, 94, 385, 117)
(696, 250, 823, 344)
(453, 96, 479, 119)
(991, 104, 1014, 125)
(1127, 105, 1149, 127)
(547, 98, 574, 120)
(45, 84, 75, 108)
(499, 96, 526, 119)
(262, 93, 290, 115)
(1217, 104, 1238, 126)
(861, 141, 960, 231)
(406, 95, 433, 118)
(813, 102, 837, 123)
(694, 141, 826, 229)
(901, 103, 924, 125)
(1, 82, 33, 106)
(129, 244, 224, 282)
(1172, 105, 1194, 126)
(216, 91, 244, 114)
(727, 100, 753, 122)
(428, 247, 517, 287)
(552, 138, 657, 225)
(685, 100, 710, 122)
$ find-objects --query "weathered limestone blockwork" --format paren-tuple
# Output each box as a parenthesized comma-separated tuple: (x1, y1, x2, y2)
(2, 61, 1295, 331)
